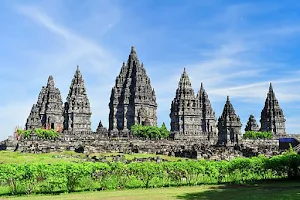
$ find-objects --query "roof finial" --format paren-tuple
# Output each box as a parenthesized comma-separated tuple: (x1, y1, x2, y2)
(184, 67, 186, 73)
(269, 83, 273, 92)
(200, 82, 203, 89)
(131, 46, 136, 54)
(77, 65, 79, 70)
(227, 95, 230, 102)
(47, 75, 54, 87)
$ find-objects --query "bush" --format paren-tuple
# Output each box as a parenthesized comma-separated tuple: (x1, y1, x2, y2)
(243, 131, 273, 139)
(0, 154, 299, 196)
(16, 130, 31, 139)
(131, 123, 170, 139)
(16, 129, 60, 140)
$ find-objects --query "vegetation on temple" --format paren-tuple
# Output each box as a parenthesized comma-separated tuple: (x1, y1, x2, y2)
(243, 131, 273, 139)
(130, 123, 170, 139)
(16, 129, 31, 139)
(0, 152, 299, 195)
(16, 128, 60, 139)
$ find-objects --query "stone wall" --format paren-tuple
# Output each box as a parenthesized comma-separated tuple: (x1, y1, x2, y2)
(1, 131, 289, 161)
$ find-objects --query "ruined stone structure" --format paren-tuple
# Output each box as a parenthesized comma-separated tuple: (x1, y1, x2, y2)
(170, 68, 202, 138)
(218, 96, 242, 145)
(197, 83, 217, 136)
(245, 115, 260, 132)
(64, 66, 92, 133)
(260, 83, 286, 135)
(109, 47, 157, 134)
(170, 69, 217, 140)
(26, 76, 64, 131)
(96, 121, 108, 137)
(4, 47, 295, 159)
(26, 67, 92, 133)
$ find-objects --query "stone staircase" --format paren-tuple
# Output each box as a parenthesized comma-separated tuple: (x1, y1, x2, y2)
(293, 144, 300, 153)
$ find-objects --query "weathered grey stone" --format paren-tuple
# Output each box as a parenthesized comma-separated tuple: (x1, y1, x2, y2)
(170, 69, 217, 140)
(64, 66, 92, 133)
(245, 114, 260, 132)
(26, 76, 64, 131)
(170, 68, 202, 138)
(260, 83, 286, 135)
(197, 83, 217, 137)
(218, 96, 242, 146)
(108, 47, 157, 133)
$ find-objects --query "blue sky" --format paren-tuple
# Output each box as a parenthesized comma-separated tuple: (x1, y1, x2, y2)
(1, 0, 300, 140)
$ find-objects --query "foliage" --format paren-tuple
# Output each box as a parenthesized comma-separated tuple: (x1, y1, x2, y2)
(243, 131, 273, 139)
(0, 154, 300, 196)
(130, 123, 170, 139)
(16, 130, 31, 139)
(34, 128, 60, 139)
(16, 129, 59, 139)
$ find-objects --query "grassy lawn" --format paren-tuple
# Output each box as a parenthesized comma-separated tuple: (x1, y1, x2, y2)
(0, 151, 184, 164)
(2, 181, 300, 200)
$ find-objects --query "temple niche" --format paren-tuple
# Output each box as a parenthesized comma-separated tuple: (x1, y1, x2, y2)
(260, 83, 286, 135)
(108, 47, 157, 134)
(217, 96, 242, 145)
(64, 66, 92, 133)
(245, 115, 260, 132)
(25, 76, 64, 131)
(170, 68, 202, 139)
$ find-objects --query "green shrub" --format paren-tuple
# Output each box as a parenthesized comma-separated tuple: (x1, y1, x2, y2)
(16, 130, 31, 139)
(243, 131, 273, 139)
(130, 123, 170, 139)
(0, 154, 299, 196)
(16, 129, 60, 139)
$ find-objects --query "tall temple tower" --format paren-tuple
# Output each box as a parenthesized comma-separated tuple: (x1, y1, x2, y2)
(109, 46, 157, 132)
(26, 76, 64, 130)
(170, 68, 201, 138)
(260, 83, 286, 135)
(64, 66, 92, 133)
(217, 96, 242, 145)
(197, 83, 217, 136)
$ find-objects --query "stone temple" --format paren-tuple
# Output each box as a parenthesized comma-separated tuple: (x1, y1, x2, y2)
(108, 47, 157, 134)
(217, 96, 242, 145)
(22, 46, 288, 146)
(197, 83, 217, 136)
(26, 67, 91, 133)
(170, 68, 217, 139)
(260, 83, 286, 135)
(26, 75, 64, 131)
(64, 66, 92, 133)
(245, 115, 260, 132)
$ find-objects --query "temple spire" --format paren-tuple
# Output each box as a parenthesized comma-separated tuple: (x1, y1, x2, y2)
(64, 66, 91, 132)
(131, 46, 136, 54)
(269, 83, 273, 93)
(260, 83, 285, 135)
(109, 46, 157, 132)
(197, 82, 217, 135)
(170, 68, 201, 138)
(245, 114, 260, 132)
(26, 75, 63, 131)
(47, 75, 54, 87)
(218, 96, 242, 145)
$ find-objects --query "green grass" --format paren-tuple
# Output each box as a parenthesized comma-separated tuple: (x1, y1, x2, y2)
(2, 181, 300, 200)
(0, 151, 184, 164)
